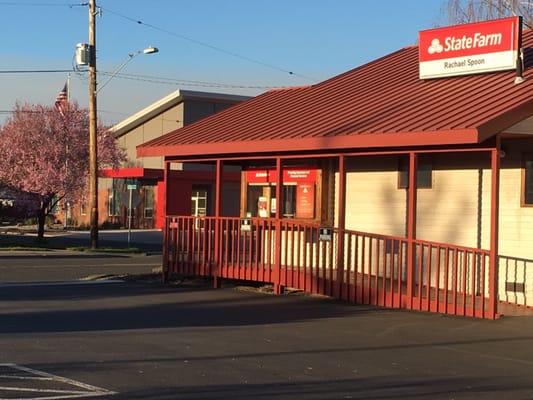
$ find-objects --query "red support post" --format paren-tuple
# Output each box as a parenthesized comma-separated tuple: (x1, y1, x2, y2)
(406, 152, 418, 309)
(489, 139, 500, 319)
(213, 159, 223, 288)
(336, 155, 346, 299)
(162, 160, 170, 283)
(274, 157, 284, 294)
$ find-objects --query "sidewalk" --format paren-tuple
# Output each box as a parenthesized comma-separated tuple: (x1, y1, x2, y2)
(0, 228, 162, 254)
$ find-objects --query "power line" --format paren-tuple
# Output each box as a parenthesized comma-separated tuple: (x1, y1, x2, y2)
(0, 109, 130, 117)
(0, 67, 289, 90)
(0, 1, 314, 81)
(0, 67, 282, 88)
(0, 68, 285, 90)
(0, 69, 75, 74)
(98, 5, 316, 82)
(98, 70, 282, 90)
(0, 1, 87, 7)
(98, 109, 130, 116)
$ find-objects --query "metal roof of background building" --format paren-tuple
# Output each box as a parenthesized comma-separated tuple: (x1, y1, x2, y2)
(138, 30, 533, 159)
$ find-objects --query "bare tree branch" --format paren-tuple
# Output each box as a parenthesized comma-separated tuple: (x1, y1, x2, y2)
(443, 0, 532, 28)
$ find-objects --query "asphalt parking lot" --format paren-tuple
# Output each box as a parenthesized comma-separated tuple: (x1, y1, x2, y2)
(0, 252, 161, 282)
(1, 277, 533, 399)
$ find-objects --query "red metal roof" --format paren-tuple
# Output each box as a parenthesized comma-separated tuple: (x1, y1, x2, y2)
(138, 30, 533, 159)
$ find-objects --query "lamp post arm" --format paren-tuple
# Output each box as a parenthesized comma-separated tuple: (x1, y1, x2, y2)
(96, 52, 138, 94)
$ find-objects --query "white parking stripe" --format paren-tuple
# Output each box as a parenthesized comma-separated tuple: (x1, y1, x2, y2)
(0, 386, 88, 394)
(0, 375, 54, 380)
(0, 364, 115, 399)
(0, 281, 123, 288)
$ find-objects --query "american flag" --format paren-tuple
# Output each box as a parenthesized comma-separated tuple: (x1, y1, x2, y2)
(55, 82, 68, 115)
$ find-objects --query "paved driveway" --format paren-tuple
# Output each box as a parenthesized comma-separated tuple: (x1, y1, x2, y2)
(0, 252, 160, 282)
(1, 279, 532, 399)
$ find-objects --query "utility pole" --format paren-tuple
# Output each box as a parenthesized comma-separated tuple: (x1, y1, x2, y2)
(88, 0, 98, 248)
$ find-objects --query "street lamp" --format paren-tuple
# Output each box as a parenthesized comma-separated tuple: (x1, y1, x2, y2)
(87, 0, 159, 249)
(97, 46, 159, 93)
(86, 42, 158, 249)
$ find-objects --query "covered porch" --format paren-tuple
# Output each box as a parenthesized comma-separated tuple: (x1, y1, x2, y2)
(160, 140, 505, 319)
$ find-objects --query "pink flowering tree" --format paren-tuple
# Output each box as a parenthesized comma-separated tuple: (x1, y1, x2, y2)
(0, 102, 126, 238)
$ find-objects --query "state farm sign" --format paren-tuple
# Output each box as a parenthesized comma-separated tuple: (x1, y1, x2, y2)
(419, 17, 521, 79)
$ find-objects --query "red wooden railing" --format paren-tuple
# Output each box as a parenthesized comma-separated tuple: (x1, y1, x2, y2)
(499, 255, 533, 311)
(411, 239, 490, 318)
(165, 216, 495, 319)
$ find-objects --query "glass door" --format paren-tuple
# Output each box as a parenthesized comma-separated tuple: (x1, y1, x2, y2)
(191, 188, 208, 229)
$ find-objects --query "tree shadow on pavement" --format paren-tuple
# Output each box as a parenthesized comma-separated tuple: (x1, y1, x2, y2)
(0, 297, 380, 334)
(96, 376, 533, 399)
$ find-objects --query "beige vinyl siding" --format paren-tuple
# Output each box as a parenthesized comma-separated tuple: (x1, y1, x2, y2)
(333, 148, 533, 307)
(498, 142, 533, 307)
(341, 156, 407, 237)
(417, 154, 491, 250)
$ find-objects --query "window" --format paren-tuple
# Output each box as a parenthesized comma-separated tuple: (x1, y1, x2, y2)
(49, 195, 60, 214)
(283, 185, 296, 217)
(242, 169, 319, 220)
(108, 180, 121, 217)
(522, 156, 533, 206)
(108, 190, 120, 216)
(245, 185, 264, 217)
(80, 202, 86, 215)
(191, 185, 209, 217)
(398, 158, 432, 189)
(144, 186, 155, 218)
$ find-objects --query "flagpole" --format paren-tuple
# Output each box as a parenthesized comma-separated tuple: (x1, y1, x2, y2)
(67, 73, 71, 103)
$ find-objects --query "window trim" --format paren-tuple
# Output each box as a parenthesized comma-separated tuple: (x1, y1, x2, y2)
(521, 153, 533, 207)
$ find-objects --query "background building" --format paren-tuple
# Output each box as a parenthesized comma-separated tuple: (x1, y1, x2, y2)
(70, 89, 249, 229)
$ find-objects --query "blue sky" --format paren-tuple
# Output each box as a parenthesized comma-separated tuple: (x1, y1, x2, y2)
(0, 0, 444, 124)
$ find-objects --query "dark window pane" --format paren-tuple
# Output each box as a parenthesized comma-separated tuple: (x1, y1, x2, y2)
(246, 186, 263, 217)
(525, 160, 533, 204)
(283, 185, 296, 217)
(398, 159, 409, 188)
(418, 163, 432, 188)
(398, 158, 432, 189)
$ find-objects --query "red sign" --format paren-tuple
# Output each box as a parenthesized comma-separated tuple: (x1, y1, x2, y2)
(285, 169, 317, 182)
(246, 169, 318, 184)
(296, 183, 315, 219)
(245, 170, 270, 183)
(419, 17, 520, 79)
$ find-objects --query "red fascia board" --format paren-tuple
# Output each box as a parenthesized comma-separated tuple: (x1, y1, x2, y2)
(477, 99, 533, 142)
(137, 129, 480, 158)
(99, 167, 164, 179)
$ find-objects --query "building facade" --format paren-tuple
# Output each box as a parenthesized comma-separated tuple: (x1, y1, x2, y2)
(68, 90, 249, 229)
(138, 26, 533, 318)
